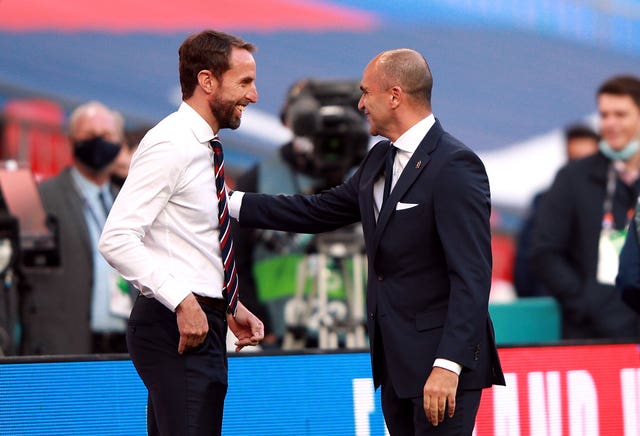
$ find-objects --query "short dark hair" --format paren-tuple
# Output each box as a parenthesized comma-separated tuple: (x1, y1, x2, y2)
(179, 30, 256, 100)
(597, 75, 640, 110)
(564, 124, 599, 143)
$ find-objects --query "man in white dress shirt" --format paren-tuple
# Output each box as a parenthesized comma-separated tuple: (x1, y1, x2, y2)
(99, 30, 264, 436)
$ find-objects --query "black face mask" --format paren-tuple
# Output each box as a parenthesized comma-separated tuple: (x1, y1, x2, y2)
(73, 136, 121, 172)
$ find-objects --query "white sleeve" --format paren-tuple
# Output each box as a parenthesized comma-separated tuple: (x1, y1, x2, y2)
(98, 139, 190, 311)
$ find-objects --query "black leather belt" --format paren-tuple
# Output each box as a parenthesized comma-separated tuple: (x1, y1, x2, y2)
(194, 295, 227, 313)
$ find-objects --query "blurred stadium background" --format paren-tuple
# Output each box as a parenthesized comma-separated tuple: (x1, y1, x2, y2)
(4, 0, 640, 295)
(2, 2, 640, 433)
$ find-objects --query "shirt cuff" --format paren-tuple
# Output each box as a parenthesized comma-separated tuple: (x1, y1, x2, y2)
(228, 190, 244, 220)
(433, 358, 462, 376)
(154, 275, 192, 312)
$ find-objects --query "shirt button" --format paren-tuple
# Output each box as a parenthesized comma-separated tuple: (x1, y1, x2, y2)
(377, 275, 384, 281)
(369, 313, 375, 320)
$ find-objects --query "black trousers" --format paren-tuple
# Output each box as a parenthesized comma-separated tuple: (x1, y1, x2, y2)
(376, 322, 481, 435)
(381, 378, 481, 435)
(127, 296, 228, 436)
(381, 359, 481, 436)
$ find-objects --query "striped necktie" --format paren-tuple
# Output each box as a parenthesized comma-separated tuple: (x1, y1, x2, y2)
(210, 138, 239, 316)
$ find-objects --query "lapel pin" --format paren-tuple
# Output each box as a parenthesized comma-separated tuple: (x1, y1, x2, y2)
(416, 161, 422, 169)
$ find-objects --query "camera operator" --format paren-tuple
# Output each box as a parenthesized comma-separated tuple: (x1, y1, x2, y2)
(231, 79, 369, 347)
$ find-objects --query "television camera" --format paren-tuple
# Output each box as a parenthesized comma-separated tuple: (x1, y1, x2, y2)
(281, 78, 369, 189)
(275, 79, 371, 349)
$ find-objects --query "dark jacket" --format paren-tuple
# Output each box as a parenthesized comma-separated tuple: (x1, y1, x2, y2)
(238, 120, 505, 398)
(531, 152, 640, 340)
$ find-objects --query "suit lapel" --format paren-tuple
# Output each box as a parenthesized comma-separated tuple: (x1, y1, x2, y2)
(60, 170, 93, 258)
(371, 121, 444, 259)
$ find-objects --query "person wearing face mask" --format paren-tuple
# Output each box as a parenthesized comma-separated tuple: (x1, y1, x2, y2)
(531, 75, 640, 340)
(19, 100, 132, 355)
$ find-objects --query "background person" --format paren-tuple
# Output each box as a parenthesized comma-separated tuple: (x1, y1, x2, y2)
(531, 75, 640, 340)
(514, 124, 599, 297)
(19, 100, 129, 355)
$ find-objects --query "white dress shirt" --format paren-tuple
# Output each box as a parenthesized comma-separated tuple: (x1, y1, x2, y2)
(373, 114, 436, 220)
(99, 102, 225, 311)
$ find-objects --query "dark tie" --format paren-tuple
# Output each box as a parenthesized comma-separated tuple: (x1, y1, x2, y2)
(98, 190, 111, 218)
(383, 143, 397, 204)
(210, 138, 239, 315)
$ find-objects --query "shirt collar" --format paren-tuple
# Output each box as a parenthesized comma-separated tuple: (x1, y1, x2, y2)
(393, 114, 435, 154)
(178, 101, 216, 144)
(70, 167, 107, 198)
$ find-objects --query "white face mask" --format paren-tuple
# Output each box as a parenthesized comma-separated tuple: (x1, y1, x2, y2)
(599, 139, 640, 161)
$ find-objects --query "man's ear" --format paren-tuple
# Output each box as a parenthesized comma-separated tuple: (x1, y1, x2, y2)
(389, 85, 402, 109)
(197, 70, 219, 95)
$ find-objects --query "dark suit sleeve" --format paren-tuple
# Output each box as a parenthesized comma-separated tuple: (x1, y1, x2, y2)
(239, 166, 362, 233)
(432, 150, 492, 368)
(530, 166, 584, 311)
(617, 220, 640, 313)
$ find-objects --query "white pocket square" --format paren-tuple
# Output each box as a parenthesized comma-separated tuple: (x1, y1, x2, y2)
(396, 202, 419, 210)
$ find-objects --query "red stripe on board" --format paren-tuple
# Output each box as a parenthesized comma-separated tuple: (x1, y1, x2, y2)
(0, 0, 377, 32)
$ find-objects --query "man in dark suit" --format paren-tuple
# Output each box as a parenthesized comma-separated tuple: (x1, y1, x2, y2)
(20, 101, 130, 355)
(229, 49, 505, 434)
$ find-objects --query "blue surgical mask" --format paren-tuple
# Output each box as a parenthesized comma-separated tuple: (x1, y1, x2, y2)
(73, 136, 121, 171)
(599, 139, 640, 161)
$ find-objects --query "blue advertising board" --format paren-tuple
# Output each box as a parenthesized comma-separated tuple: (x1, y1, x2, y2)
(0, 352, 388, 435)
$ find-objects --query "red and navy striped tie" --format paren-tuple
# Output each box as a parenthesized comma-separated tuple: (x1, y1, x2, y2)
(210, 138, 239, 316)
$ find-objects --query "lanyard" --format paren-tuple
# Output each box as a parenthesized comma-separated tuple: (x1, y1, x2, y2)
(602, 163, 634, 230)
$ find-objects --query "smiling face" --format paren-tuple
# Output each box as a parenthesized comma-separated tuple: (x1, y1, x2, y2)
(208, 47, 258, 130)
(358, 58, 394, 138)
(598, 93, 640, 151)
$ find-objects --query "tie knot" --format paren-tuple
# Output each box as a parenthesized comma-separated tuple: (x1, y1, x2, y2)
(388, 143, 397, 157)
(210, 138, 222, 154)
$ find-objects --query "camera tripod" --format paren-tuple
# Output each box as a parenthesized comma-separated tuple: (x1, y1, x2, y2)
(282, 226, 367, 350)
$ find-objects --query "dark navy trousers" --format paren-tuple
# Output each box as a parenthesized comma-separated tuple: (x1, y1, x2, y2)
(127, 296, 228, 436)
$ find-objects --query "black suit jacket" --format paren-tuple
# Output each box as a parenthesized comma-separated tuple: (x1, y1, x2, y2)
(239, 120, 505, 397)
